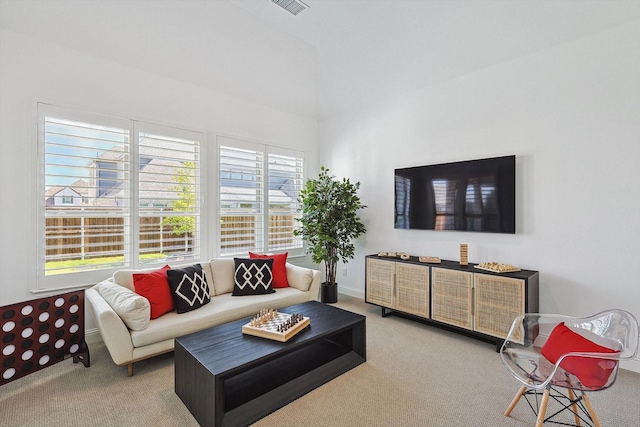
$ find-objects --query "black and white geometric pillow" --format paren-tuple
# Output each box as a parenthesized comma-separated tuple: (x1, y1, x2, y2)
(167, 264, 211, 313)
(232, 258, 275, 296)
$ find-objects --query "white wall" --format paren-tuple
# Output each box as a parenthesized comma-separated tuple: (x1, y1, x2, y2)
(0, 28, 318, 323)
(320, 21, 640, 370)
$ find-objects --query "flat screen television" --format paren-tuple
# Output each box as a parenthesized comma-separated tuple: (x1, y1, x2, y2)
(394, 155, 515, 233)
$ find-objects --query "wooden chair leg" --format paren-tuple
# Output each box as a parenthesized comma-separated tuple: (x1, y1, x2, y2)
(535, 388, 550, 427)
(567, 389, 581, 426)
(582, 392, 602, 427)
(127, 363, 134, 377)
(505, 385, 528, 416)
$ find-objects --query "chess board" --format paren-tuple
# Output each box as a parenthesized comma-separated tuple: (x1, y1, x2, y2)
(242, 312, 310, 342)
(474, 262, 521, 273)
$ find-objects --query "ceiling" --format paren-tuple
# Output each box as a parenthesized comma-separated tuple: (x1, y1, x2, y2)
(2, 0, 640, 120)
(230, 0, 640, 119)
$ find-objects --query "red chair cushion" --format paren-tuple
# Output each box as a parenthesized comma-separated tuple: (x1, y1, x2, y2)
(248, 252, 289, 288)
(133, 265, 174, 319)
(541, 322, 619, 388)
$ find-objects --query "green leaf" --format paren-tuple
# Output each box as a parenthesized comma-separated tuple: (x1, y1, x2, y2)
(293, 167, 366, 285)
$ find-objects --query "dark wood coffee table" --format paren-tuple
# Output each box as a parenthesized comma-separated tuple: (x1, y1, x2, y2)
(174, 301, 366, 427)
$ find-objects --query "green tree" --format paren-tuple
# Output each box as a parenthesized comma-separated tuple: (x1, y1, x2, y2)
(293, 167, 366, 286)
(163, 161, 195, 250)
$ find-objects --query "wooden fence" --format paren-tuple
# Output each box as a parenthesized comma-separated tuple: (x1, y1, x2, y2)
(46, 214, 298, 260)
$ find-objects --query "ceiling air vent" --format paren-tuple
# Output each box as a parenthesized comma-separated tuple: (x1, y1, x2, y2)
(271, 0, 309, 16)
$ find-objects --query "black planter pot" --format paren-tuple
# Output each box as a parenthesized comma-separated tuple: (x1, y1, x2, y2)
(320, 283, 338, 303)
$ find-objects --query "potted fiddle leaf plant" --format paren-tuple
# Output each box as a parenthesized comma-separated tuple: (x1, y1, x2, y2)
(294, 167, 366, 303)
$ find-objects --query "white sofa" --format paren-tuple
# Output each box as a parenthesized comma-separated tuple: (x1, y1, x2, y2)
(86, 258, 321, 376)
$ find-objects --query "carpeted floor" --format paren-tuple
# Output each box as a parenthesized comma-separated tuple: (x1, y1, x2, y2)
(1, 295, 638, 427)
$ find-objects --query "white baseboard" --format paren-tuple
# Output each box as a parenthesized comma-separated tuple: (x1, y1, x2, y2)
(621, 356, 640, 374)
(337, 285, 364, 300)
(85, 328, 103, 345)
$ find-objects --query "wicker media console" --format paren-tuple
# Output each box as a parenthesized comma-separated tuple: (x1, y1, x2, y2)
(365, 254, 539, 349)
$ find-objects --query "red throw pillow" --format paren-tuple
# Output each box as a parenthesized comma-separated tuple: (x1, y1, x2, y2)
(133, 265, 174, 319)
(248, 252, 289, 288)
(541, 322, 619, 388)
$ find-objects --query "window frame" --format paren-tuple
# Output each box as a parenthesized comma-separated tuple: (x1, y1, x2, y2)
(217, 135, 305, 258)
(36, 104, 303, 292)
(37, 103, 205, 290)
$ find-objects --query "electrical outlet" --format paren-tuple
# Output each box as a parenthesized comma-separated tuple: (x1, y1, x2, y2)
(342, 267, 348, 276)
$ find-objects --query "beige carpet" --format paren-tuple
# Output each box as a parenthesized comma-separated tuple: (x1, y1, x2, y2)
(1, 295, 638, 427)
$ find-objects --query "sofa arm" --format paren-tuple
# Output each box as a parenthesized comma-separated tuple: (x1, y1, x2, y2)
(307, 269, 321, 301)
(85, 285, 135, 366)
(286, 263, 321, 301)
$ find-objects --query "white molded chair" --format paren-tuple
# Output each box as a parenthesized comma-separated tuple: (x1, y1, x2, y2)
(500, 310, 638, 427)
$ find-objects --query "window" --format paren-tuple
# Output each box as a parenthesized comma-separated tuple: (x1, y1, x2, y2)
(137, 124, 201, 265)
(38, 104, 202, 289)
(218, 137, 303, 256)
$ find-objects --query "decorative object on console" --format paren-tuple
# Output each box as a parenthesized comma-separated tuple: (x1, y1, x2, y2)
(377, 251, 397, 257)
(242, 308, 310, 342)
(1, 290, 90, 386)
(475, 262, 520, 273)
(167, 264, 211, 313)
(459, 244, 468, 266)
(294, 166, 367, 303)
(376, 251, 410, 260)
(419, 256, 441, 263)
(233, 258, 275, 296)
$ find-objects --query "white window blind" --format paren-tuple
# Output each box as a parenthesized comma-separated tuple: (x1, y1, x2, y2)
(218, 137, 304, 256)
(43, 115, 131, 279)
(268, 152, 303, 251)
(137, 126, 201, 264)
(219, 144, 265, 255)
(38, 104, 203, 289)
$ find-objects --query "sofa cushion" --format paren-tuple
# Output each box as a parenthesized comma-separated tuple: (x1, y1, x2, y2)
(113, 262, 212, 293)
(167, 264, 211, 314)
(97, 281, 150, 331)
(209, 258, 236, 295)
(133, 265, 174, 319)
(249, 252, 289, 288)
(113, 265, 169, 291)
(286, 263, 314, 292)
(233, 258, 275, 296)
(200, 261, 214, 297)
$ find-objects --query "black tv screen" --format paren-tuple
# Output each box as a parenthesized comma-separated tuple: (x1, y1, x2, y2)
(394, 155, 515, 233)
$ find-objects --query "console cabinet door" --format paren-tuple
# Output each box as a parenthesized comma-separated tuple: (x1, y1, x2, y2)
(431, 268, 473, 329)
(395, 263, 429, 318)
(474, 273, 525, 339)
(365, 258, 396, 308)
